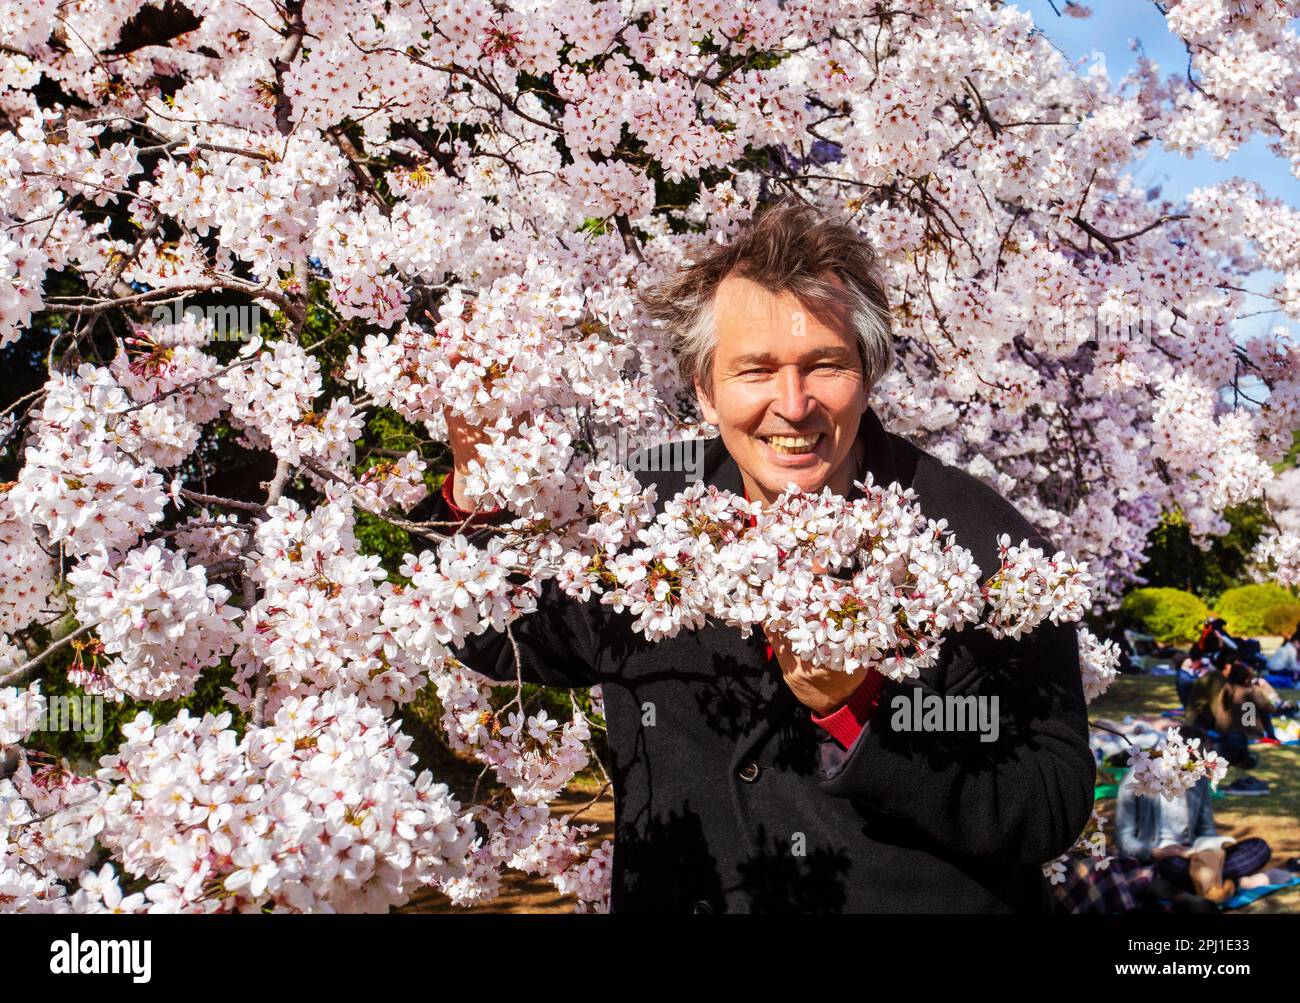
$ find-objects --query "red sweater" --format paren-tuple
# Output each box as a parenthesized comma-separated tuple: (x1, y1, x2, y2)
(440, 471, 883, 748)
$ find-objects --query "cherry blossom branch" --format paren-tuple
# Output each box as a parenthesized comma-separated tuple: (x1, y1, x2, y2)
(178, 489, 267, 514)
(271, 0, 307, 137)
(1070, 213, 1190, 262)
(136, 140, 279, 163)
(243, 458, 292, 728)
(962, 76, 1003, 138)
(0, 624, 94, 688)
(566, 782, 613, 825)
(1087, 720, 1137, 747)
(45, 280, 292, 316)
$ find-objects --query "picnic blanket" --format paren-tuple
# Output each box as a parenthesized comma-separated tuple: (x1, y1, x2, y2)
(1223, 875, 1300, 910)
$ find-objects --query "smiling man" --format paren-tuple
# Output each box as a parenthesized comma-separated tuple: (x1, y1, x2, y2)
(419, 197, 1095, 914)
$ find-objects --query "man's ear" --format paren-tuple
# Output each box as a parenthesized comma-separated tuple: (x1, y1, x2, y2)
(694, 374, 720, 426)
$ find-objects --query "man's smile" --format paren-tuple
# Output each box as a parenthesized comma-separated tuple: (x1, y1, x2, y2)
(757, 431, 825, 460)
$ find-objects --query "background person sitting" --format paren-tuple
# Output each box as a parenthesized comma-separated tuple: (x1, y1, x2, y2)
(1184, 658, 1296, 762)
(1221, 662, 1295, 741)
(1185, 661, 1249, 764)
(1188, 617, 1235, 665)
(1115, 726, 1272, 904)
(1266, 628, 1300, 685)
(1176, 653, 1213, 708)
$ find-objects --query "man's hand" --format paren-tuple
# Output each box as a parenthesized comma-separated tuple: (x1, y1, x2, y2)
(764, 623, 865, 716)
(442, 404, 496, 511)
(440, 344, 519, 511)
(1151, 843, 1191, 860)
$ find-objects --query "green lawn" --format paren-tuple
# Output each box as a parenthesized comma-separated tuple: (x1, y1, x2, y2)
(1091, 673, 1300, 913)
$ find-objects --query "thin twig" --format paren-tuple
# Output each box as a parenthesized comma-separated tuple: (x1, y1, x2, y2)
(0, 624, 94, 688)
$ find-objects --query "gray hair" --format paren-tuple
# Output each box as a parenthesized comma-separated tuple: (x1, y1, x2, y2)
(638, 196, 895, 399)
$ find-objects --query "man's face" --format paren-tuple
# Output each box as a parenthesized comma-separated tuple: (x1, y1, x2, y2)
(694, 274, 869, 505)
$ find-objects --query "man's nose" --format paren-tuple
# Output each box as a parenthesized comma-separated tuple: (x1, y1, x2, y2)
(771, 366, 816, 422)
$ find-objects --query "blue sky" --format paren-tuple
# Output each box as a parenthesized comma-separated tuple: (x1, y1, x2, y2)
(1021, 1, 1298, 346)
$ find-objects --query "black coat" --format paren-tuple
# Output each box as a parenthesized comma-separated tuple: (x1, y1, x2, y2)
(416, 408, 1096, 913)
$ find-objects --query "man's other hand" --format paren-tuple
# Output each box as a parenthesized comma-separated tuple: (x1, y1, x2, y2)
(764, 623, 866, 716)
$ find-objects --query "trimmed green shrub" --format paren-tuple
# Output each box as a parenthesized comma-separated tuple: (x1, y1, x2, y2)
(1261, 603, 1300, 638)
(1215, 583, 1300, 638)
(1119, 587, 1211, 645)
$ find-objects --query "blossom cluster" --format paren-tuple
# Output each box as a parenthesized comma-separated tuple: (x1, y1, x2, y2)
(1044, 806, 1111, 887)
(0, 493, 60, 637)
(428, 666, 609, 910)
(219, 338, 362, 470)
(1076, 626, 1122, 704)
(9, 365, 170, 556)
(232, 493, 428, 716)
(1125, 726, 1230, 803)
(1252, 529, 1300, 588)
(5, 692, 476, 914)
(0, 681, 45, 747)
(559, 477, 1092, 681)
(66, 544, 241, 702)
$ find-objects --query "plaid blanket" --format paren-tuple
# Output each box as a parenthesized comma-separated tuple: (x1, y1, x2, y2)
(1051, 854, 1156, 914)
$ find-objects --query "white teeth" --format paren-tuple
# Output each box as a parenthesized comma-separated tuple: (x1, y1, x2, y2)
(764, 434, 820, 453)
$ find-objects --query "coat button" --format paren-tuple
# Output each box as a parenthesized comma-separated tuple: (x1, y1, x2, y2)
(692, 900, 713, 914)
(737, 761, 761, 783)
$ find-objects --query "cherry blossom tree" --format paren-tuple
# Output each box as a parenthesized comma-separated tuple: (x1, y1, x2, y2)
(1, 0, 1297, 912)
